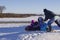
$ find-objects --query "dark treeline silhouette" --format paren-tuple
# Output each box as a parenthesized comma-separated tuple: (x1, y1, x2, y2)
(0, 13, 44, 18)
(0, 13, 59, 18)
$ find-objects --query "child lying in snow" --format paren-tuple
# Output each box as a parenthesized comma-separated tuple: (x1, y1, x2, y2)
(25, 17, 52, 32)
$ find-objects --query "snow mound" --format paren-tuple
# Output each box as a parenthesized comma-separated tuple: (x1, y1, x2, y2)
(17, 32, 60, 40)
(0, 25, 60, 40)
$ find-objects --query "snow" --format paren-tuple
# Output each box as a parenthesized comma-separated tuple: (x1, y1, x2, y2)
(0, 23, 29, 28)
(0, 16, 40, 22)
(0, 32, 19, 36)
(0, 25, 60, 40)
(17, 32, 60, 40)
(0, 16, 60, 40)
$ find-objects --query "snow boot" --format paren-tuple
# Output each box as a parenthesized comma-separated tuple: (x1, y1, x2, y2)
(55, 20, 60, 27)
(46, 26, 52, 32)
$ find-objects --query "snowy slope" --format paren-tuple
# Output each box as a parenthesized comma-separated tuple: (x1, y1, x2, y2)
(0, 26, 60, 40)
(0, 16, 60, 40)
(0, 25, 60, 40)
(17, 32, 60, 40)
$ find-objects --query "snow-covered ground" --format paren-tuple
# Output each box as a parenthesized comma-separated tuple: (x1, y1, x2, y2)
(0, 26, 60, 40)
(0, 16, 40, 22)
(0, 16, 60, 40)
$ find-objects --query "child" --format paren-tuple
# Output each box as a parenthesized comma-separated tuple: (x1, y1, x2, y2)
(25, 20, 40, 31)
(31, 20, 35, 26)
(31, 20, 40, 30)
(38, 17, 47, 31)
(38, 17, 51, 32)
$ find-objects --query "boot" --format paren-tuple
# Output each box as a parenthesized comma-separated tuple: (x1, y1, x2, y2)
(46, 26, 52, 32)
(55, 20, 60, 27)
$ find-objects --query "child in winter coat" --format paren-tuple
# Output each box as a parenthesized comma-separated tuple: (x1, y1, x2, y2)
(25, 20, 40, 31)
(31, 20, 35, 26)
(38, 17, 47, 31)
(38, 17, 52, 32)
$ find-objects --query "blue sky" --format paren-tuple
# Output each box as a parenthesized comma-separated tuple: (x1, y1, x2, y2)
(0, 0, 60, 14)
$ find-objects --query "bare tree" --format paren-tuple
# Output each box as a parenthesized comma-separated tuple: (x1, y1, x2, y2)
(0, 6, 6, 13)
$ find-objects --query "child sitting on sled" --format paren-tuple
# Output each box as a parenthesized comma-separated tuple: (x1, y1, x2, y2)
(25, 17, 52, 32)
(38, 17, 53, 32)
(38, 17, 47, 31)
(25, 20, 40, 31)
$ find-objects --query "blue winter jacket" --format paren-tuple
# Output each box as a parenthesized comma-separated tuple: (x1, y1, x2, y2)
(40, 23, 47, 31)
